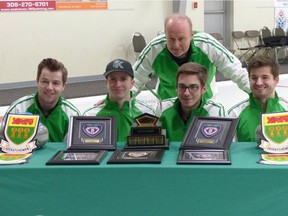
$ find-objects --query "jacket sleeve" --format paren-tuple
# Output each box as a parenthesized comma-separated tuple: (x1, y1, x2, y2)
(227, 107, 237, 118)
(193, 32, 251, 94)
(207, 101, 226, 117)
(133, 35, 167, 91)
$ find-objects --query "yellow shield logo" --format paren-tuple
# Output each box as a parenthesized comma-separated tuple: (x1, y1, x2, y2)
(262, 112, 288, 145)
(0, 114, 39, 154)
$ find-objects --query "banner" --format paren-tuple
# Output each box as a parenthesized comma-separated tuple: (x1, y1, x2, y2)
(275, 8, 288, 31)
(0, 0, 107, 12)
(275, 0, 288, 31)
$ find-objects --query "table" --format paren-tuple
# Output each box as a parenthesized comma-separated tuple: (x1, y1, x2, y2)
(1, 142, 288, 216)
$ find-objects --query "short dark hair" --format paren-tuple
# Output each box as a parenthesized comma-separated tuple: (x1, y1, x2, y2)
(247, 55, 279, 78)
(37, 58, 68, 83)
(176, 62, 208, 86)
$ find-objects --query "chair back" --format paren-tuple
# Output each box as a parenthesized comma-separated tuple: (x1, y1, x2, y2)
(232, 31, 246, 48)
(245, 30, 262, 48)
(132, 32, 146, 53)
(260, 27, 272, 40)
(232, 31, 245, 40)
(231, 31, 251, 64)
(261, 27, 287, 47)
(274, 27, 286, 36)
(209, 33, 224, 45)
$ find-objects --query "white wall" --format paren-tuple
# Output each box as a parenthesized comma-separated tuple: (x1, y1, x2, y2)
(233, 0, 275, 31)
(0, 1, 173, 83)
(0, 0, 278, 85)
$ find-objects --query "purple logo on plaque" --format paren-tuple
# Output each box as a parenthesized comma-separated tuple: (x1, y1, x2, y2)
(82, 123, 103, 137)
(201, 124, 222, 138)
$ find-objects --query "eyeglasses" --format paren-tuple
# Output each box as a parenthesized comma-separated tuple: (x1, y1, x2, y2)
(177, 84, 200, 93)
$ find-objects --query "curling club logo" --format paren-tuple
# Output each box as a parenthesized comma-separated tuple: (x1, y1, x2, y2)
(82, 123, 103, 137)
(201, 124, 222, 138)
(259, 112, 288, 153)
(0, 114, 39, 154)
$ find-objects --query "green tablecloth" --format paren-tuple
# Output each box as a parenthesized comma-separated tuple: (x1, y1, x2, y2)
(1, 142, 288, 216)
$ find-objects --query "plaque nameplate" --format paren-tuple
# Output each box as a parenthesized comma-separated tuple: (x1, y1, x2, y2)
(177, 149, 231, 165)
(46, 150, 107, 165)
(131, 126, 162, 136)
(107, 149, 164, 164)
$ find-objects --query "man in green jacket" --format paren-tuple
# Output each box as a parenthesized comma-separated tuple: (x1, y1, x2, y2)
(83, 59, 156, 142)
(134, 13, 250, 100)
(3, 58, 81, 142)
(159, 62, 225, 142)
(228, 55, 288, 142)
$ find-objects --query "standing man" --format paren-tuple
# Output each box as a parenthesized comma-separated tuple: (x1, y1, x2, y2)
(227, 55, 288, 142)
(3, 58, 80, 142)
(134, 13, 250, 100)
(83, 59, 156, 142)
(159, 62, 225, 142)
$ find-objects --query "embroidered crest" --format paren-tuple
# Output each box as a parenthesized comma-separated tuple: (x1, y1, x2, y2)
(0, 114, 39, 154)
(82, 123, 103, 138)
(259, 112, 288, 153)
(201, 124, 222, 138)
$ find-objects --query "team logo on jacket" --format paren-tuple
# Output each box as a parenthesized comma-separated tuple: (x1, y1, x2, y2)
(82, 123, 103, 137)
(201, 124, 222, 138)
(259, 112, 288, 153)
(0, 114, 39, 154)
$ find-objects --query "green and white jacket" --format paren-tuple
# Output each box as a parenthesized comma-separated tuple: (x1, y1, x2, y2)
(83, 94, 156, 142)
(227, 92, 288, 142)
(3, 93, 80, 142)
(134, 32, 250, 100)
(159, 97, 225, 142)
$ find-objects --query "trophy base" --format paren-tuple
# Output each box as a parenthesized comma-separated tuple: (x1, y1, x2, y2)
(124, 139, 169, 150)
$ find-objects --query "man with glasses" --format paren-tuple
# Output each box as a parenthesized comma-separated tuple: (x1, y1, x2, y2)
(159, 62, 225, 141)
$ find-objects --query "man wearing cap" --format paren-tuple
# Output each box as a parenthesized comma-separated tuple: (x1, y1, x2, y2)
(159, 62, 225, 142)
(83, 59, 156, 142)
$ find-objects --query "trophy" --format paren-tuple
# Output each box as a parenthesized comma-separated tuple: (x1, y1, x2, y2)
(125, 113, 169, 149)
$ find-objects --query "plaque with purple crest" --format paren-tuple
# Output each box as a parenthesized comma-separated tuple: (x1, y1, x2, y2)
(180, 116, 238, 150)
(67, 116, 117, 151)
(178, 116, 238, 165)
(45, 116, 116, 165)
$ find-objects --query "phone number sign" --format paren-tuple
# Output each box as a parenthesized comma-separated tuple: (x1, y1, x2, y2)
(0, 1, 55, 11)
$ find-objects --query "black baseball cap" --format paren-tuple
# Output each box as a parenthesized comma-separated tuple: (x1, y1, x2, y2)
(103, 59, 134, 78)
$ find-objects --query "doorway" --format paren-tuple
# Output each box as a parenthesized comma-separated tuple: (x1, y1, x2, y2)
(204, 0, 233, 49)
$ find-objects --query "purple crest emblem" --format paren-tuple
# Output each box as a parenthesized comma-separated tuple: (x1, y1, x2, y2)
(201, 124, 222, 138)
(82, 123, 103, 137)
